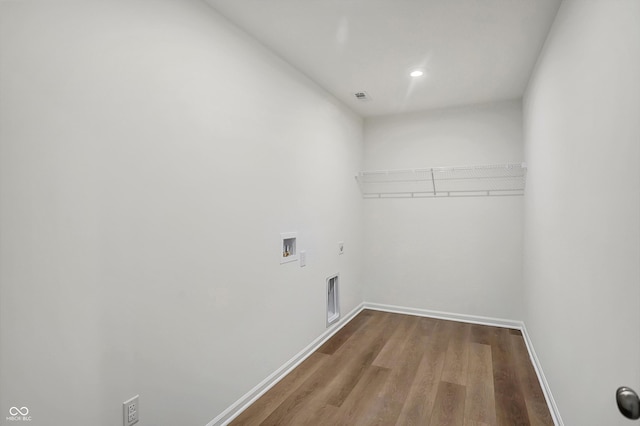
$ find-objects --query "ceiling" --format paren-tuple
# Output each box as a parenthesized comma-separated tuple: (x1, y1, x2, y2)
(205, 0, 561, 117)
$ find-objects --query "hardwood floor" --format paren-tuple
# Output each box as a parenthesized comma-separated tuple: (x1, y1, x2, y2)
(230, 310, 554, 426)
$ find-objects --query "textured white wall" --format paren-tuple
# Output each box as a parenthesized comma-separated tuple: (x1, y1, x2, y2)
(0, 1, 363, 425)
(363, 100, 525, 320)
(523, 1, 640, 424)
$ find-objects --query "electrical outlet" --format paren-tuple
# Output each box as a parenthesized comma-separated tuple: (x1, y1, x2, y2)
(123, 395, 139, 426)
(338, 241, 344, 255)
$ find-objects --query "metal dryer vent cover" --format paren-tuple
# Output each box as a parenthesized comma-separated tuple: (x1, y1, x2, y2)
(353, 91, 371, 101)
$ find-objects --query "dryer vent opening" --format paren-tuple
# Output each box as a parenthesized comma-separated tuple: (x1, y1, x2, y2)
(326, 274, 340, 327)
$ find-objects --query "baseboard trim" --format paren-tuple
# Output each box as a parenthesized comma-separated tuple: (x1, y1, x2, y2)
(363, 302, 523, 329)
(521, 323, 564, 426)
(207, 301, 563, 426)
(206, 302, 365, 426)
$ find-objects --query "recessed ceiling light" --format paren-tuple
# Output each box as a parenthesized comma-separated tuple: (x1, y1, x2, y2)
(410, 70, 424, 77)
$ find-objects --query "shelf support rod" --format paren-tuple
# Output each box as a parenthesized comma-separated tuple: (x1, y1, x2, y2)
(430, 168, 436, 196)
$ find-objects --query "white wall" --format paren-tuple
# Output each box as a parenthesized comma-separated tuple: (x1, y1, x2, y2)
(523, 0, 640, 424)
(0, 1, 363, 425)
(363, 100, 524, 320)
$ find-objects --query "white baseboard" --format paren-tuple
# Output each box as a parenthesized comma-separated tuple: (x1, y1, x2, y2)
(521, 323, 564, 426)
(206, 302, 365, 426)
(207, 301, 563, 426)
(363, 302, 523, 329)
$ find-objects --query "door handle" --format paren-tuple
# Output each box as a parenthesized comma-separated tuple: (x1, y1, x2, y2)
(617, 387, 640, 419)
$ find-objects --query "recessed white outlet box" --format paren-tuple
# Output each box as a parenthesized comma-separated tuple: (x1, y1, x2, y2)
(280, 232, 298, 264)
(300, 250, 307, 267)
(338, 241, 344, 255)
(123, 395, 139, 426)
(326, 274, 340, 327)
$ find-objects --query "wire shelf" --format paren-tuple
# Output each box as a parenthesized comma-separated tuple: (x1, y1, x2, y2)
(356, 163, 526, 198)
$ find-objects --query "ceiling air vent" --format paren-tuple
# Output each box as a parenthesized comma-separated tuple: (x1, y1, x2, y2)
(353, 91, 371, 101)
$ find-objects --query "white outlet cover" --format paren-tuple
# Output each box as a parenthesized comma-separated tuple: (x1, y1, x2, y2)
(123, 395, 139, 426)
(300, 250, 306, 267)
(338, 241, 344, 255)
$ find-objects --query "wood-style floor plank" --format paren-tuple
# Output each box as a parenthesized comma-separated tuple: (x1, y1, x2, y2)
(230, 352, 330, 425)
(324, 312, 402, 407)
(229, 310, 554, 426)
(464, 343, 496, 425)
(372, 314, 419, 368)
(254, 314, 391, 426)
(469, 323, 495, 346)
(430, 381, 466, 426)
(441, 322, 471, 386)
(393, 316, 446, 426)
(317, 309, 373, 355)
(492, 328, 531, 426)
(394, 336, 446, 425)
(329, 365, 391, 426)
(365, 319, 431, 424)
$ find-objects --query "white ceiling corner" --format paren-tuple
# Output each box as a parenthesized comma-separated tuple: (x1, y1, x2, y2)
(205, 0, 561, 117)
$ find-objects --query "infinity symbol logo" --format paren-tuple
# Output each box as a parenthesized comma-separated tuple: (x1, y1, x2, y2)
(9, 407, 29, 416)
